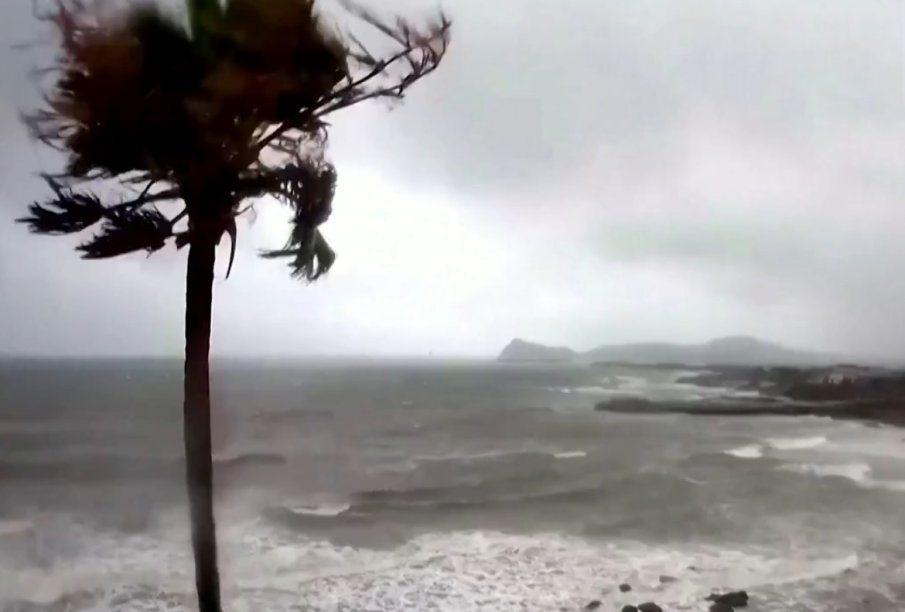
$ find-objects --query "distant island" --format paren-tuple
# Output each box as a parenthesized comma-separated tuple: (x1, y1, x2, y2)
(498, 335, 841, 367)
(497, 339, 577, 363)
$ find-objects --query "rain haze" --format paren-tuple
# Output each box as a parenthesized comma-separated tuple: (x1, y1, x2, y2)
(1, 0, 904, 358)
(7, 4, 905, 612)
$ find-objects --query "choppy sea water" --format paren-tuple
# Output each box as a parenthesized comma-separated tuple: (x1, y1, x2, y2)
(2, 358, 905, 611)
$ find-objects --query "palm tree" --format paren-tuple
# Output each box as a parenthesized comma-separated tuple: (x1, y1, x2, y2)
(18, 1, 449, 610)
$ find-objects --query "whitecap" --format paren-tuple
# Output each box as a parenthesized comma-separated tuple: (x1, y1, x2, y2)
(553, 451, 587, 460)
(286, 503, 352, 518)
(212, 450, 286, 468)
(416, 449, 537, 463)
(0, 523, 860, 612)
(231, 530, 859, 611)
(765, 436, 827, 451)
(779, 460, 905, 493)
(781, 462, 872, 483)
(571, 386, 611, 395)
(725, 444, 764, 459)
(616, 375, 648, 387)
(682, 476, 708, 485)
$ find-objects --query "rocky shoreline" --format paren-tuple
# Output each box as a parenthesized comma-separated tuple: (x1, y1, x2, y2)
(583, 587, 750, 612)
(581, 364, 903, 612)
(595, 395, 905, 427)
(595, 364, 905, 427)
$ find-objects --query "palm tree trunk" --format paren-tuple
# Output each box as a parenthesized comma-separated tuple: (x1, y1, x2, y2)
(183, 233, 222, 612)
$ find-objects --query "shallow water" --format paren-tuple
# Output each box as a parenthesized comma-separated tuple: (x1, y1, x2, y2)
(2, 359, 905, 611)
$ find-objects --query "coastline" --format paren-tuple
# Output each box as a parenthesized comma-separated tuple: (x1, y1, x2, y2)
(589, 361, 905, 428)
(595, 397, 905, 427)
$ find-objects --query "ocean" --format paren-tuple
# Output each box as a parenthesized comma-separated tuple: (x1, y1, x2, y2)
(2, 359, 905, 611)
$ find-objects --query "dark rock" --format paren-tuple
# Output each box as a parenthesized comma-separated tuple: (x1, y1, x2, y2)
(619, 583, 632, 593)
(658, 574, 677, 584)
(709, 604, 734, 612)
(707, 591, 748, 607)
(637, 603, 663, 612)
(583, 601, 601, 610)
(621, 607, 638, 612)
(595, 397, 654, 412)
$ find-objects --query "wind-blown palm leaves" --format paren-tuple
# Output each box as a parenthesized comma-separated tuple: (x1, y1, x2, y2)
(256, 162, 337, 280)
(22, 0, 450, 278)
(18, 2, 449, 611)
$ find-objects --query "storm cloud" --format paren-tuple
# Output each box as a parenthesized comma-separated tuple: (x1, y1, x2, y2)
(1, 0, 904, 358)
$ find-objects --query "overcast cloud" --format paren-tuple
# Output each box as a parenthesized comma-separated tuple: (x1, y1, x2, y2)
(1, 0, 904, 358)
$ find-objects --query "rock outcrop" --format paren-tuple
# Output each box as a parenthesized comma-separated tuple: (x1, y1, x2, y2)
(707, 590, 749, 608)
(594, 396, 905, 427)
(658, 575, 677, 584)
(497, 338, 575, 362)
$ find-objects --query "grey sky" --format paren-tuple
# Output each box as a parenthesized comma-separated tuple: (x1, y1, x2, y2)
(1, 0, 904, 358)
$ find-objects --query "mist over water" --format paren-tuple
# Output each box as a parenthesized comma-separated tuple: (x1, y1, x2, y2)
(2, 359, 905, 611)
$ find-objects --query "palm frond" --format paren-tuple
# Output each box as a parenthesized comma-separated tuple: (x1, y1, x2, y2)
(260, 228, 335, 281)
(207, 0, 347, 125)
(238, 162, 334, 221)
(276, 163, 335, 225)
(251, 2, 450, 158)
(78, 208, 173, 259)
(18, 174, 182, 237)
(18, 182, 106, 235)
(29, 2, 205, 180)
(333, 1, 450, 97)
(25, 0, 450, 279)
(255, 161, 336, 281)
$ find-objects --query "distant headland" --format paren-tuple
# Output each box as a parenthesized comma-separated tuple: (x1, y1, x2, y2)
(498, 336, 861, 367)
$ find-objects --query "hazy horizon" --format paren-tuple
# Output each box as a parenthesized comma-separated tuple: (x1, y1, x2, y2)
(0, 333, 884, 361)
